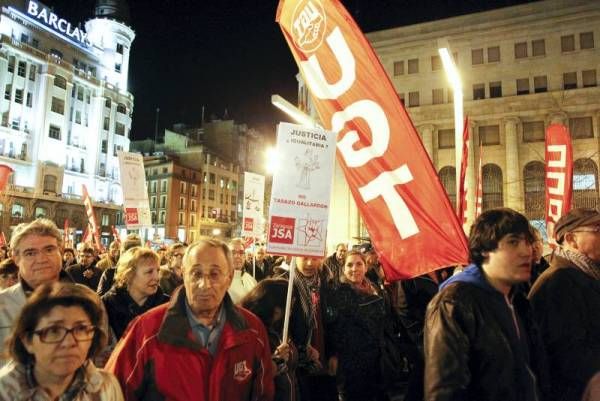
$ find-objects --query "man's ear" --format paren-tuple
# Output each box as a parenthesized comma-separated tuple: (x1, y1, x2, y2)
(563, 231, 579, 249)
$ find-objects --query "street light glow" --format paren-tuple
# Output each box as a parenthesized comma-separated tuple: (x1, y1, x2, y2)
(265, 146, 280, 175)
(438, 39, 464, 214)
(212, 228, 221, 236)
(271, 94, 320, 128)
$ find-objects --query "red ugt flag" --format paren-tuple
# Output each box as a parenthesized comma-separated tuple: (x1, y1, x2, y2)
(82, 185, 103, 252)
(276, 0, 468, 279)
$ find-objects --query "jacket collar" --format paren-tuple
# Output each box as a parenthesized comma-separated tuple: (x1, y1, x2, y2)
(157, 287, 248, 350)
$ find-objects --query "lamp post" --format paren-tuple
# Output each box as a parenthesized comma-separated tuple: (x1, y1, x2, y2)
(271, 94, 320, 128)
(438, 39, 464, 214)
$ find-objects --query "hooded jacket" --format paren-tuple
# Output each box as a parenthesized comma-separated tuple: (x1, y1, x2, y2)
(424, 264, 548, 401)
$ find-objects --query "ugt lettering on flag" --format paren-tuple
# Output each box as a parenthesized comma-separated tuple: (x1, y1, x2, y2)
(277, 0, 468, 279)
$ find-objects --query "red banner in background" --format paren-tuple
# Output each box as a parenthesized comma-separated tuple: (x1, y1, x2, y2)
(276, 0, 468, 279)
(545, 124, 573, 245)
(475, 144, 483, 218)
(82, 185, 104, 252)
(458, 118, 469, 224)
(0, 164, 14, 192)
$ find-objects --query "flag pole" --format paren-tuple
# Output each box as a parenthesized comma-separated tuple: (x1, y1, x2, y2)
(282, 256, 296, 344)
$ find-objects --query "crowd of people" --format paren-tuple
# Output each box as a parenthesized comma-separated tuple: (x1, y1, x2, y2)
(0, 206, 598, 400)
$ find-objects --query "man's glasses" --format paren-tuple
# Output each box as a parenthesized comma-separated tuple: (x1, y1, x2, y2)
(31, 324, 96, 344)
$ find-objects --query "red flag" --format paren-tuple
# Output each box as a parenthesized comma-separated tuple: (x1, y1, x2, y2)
(82, 225, 92, 244)
(545, 124, 573, 245)
(243, 237, 255, 250)
(0, 165, 14, 192)
(0, 232, 6, 247)
(276, 0, 468, 279)
(458, 117, 469, 224)
(63, 219, 70, 247)
(475, 145, 483, 218)
(82, 185, 103, 252)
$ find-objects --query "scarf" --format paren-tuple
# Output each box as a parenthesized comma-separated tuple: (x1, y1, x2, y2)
(555, 247, 600, 280)
(293, 272, 320, 335)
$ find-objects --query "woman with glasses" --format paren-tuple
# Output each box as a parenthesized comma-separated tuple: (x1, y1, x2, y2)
(0, 282, 123, 400)
(101, 247, 169, 340)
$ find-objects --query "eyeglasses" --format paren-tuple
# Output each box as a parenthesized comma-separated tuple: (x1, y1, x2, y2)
(20, 245, 59, 261)
(187, 269, 227, 285)
(31, 324, 96, 344)
(172, 253, 185, 258)
(231, 250, 245, 256)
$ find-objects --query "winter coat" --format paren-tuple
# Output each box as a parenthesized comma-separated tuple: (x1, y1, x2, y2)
(105, 288, 274, 401)
(101, 285, 169, 340)
(528, 254, 600, 401)
(66, 263, 103, 291)
(96, 267, 116, 296)
(0, 360, 123, 401)
(424, 264, 548, 401)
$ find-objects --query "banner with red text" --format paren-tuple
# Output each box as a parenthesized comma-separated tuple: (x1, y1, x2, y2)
(82, 185, 103, 251)
(277, 0, 468, 279)
(117, 151, 152, 229)
(267, 122, 336, 257)
(458, 118, 469, 224)
(242, 172, 266, 238)
(545, 124, 573, 244)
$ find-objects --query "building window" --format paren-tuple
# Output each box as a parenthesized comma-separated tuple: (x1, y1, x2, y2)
(471, 48, 483, 65)
(51, 97, 64, 114)
(393, 61, 404, 76)
(534, 76, 548, 93)
(28, 65, 36, 81)
(54, 75, 67, 89)
(516, 78, 530, 95)
(105, 98, 111, 108)
(483, 164, 503, 210)
(117, 104, 127, 114)
(17, 61, 26, 77)
(569, 117, 593, 139)
(523, 161, 545, 219)
(179, 197, 185, 210)
(580, 32, 594, 50)
(77, 87, 84, 101)
(432, 88, 444, 105)
(7, 56, 15, 72)
(161, 180, 167, 192)
(4, 84, 11, 100)
(561, 34, 575, 52)
(431, 55, 441, 71)
(438, 166, 456, 210)
(407, 58, 419, 74)
(514, 42, 527, 59)
(582, 70, 597, 88)
(115, 122, 126, 136)
(479, 125, 500, 146)
(231, 195, 236, 205)
(103, 117, 110, 131)
(523, 121, 545, 142)
(101, 140, 107, 153)
(208, 189, 215, 200)
(573, 158, 599, 209)
(159, 211, 165, 224)
(473, 83, 485, 100)
(487, 46, 500, 62)
(209, 173, 216, 184)
(532, 39, 545, 56)
(408, 91, 419, 107)
(26, 92, 32, 107)
(191, 199, 196, 212)
(116, 43, 124, 54)
(180, 182, 186, 193)
(113, 145, 122, 157)
(48, 125, 61, 140)
(14, 89, 23, 104)
(43, 174, 57, 193)
(75, 111, 81, 124)
(438, 129, 455, 149)
(489, 81, 502, 98)
(114, 63, 121, 73)
(563, 72, 577, 90)
(11, 118, 20, 130)
(151, 181, 157, 193)
(191, 184, 197, 197)
(160, 195, 166, 208)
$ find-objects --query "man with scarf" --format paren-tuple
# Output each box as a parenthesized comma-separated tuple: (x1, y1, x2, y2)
(529, 208, 600, 401)
(290, 256, 336, 401)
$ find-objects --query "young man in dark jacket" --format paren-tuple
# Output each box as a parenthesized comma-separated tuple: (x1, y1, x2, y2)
(424, 208, 548, 400)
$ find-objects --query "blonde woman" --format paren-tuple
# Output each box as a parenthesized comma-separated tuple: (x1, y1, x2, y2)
(101, 247, 169, 339)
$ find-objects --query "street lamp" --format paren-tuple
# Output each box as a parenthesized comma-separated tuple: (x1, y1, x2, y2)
(265, 146, 280, 175)
(212, 228, 221, 236)
(438, 38, 464, 213)
(271, 94, 321, 128)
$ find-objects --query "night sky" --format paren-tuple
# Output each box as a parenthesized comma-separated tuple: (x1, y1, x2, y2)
(41, 0, 536, 141)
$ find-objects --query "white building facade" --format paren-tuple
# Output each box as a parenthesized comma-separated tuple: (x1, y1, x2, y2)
(299, 0, 600, 249)
(0, 0, 134, 242)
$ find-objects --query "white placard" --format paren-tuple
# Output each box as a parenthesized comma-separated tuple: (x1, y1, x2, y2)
(267, 122, 336, 256)
(242, 172, 266, 238)
(117, 151, 151, 229)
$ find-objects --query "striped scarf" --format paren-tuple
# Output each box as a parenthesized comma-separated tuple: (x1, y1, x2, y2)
(555, 247, 600, 280)
(293, 272, 320, 336)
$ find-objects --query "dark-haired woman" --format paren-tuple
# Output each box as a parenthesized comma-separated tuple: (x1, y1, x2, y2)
(326, 250, 393, 401)
(241, 278, 299, 401)
(0, 282, 123, 400)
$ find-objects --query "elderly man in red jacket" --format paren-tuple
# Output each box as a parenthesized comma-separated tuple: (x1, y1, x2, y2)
(106, 237, 274, 401)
